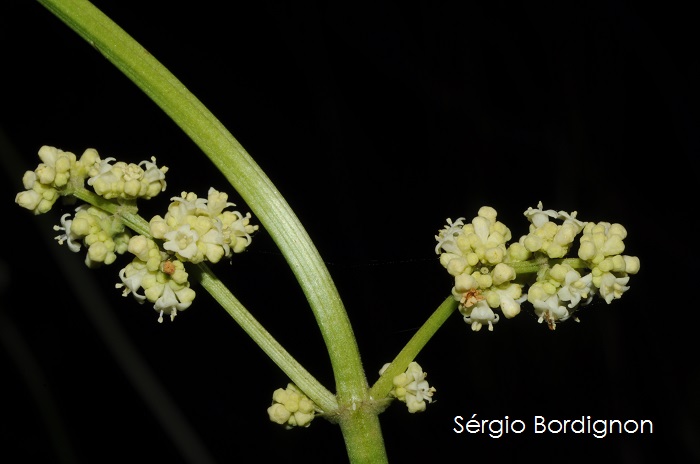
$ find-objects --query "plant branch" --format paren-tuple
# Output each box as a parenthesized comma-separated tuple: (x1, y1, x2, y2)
(370, 296, 457, 400)
(37, 0, 368, 403)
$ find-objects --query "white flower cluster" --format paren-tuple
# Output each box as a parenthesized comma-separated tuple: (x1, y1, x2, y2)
(149, 188, 259, 264)
(436, 203, 640, 331)
(16, 146, 259, 323)
(116, 235, 195, 323)
(436, 206, 525, 331)
(527, 263, 593, 328)
(115, 188, 259, 322)
(379, 361, 436, 413)
(16, 146, 168, 215)
(267, 383, 317, 429)
(522, 201, 586, 258)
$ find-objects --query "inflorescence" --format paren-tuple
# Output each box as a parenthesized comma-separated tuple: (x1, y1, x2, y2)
(267, 383, 318, 429)
(16, 146, 640, 424)
(379, 361, 436, 413)
(16, 145, 259, 323)
(435, 204, 639, 331)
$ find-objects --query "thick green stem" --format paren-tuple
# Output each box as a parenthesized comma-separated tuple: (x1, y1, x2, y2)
(38, 0, 367, 398)
(38, 0, 382, 461)
(339, 409, 389, 464)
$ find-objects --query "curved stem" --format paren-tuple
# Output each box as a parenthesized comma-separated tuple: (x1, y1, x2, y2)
(37, 1, 380, 461)
(39, 0, 367, 400)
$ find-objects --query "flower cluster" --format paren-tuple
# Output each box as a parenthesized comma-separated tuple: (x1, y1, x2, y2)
(116, 236, 196, 322)
(267, 383, 317, 429)
(379, 361, 436, 413)
(16, 146, 258, 323)
(87, 156, 168, 200)
(16, 146, 100, 214)
(436, 203, 639, 331)
(436, 207, 525, 331)
(149, 188, 259, 264)
(53, 204, 131, 267)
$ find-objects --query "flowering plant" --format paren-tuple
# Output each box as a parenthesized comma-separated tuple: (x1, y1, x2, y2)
(5, 1, 667, 463)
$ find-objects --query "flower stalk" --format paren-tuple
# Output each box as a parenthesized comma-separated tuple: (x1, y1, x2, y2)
(35, 0, 381, 461)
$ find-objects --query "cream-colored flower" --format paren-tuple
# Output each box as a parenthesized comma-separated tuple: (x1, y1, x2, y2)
(117, 236, 195, 322)
(380, 361, 436, 413)
(521, 201, 586, 258)
(15, 146, 100, 214)
(598, 272, 630, 304)
(87, 156, 168, 200)
(52, 205, 131, 267)
(267, 383, 317, 428)
(150, 188, 258, 263)
(462, 299, 500, 332)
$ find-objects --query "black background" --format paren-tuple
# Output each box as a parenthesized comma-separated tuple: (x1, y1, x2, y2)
(0, 1, 697, 463)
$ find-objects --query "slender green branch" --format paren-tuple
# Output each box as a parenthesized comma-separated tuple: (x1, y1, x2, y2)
(194, 264, 338, 412)
(369, 296, 457, 400)
(72, 187, 149, 236)
(71, 186, 339, 411)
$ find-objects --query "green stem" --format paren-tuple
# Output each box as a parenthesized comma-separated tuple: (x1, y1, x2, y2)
(71, 187, 338, 411)
(72, 187, 149, 236)
(38, 0, 381, 460)
(194, 264, 338, 412)
(509, 257, 589, 275)
(370, 296, 457, 400)
(39, 0, 366, 397)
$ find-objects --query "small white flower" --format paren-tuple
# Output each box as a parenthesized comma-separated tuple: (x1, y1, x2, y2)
(523, 201, 559, 228)
(116, 260, 149, 302)
(53, 212, 82, 253)
(599, 272, 630, 304)
(557, 270, 594, 308)
(489, 283, 525, 319)
(533, 295, 571, 329)
(381, 362, 436, 413)
(153, 283, 194, 322)
(463, 299, 499, 332)
(435, 217, 465, 255)
(163, 224, 200, 260)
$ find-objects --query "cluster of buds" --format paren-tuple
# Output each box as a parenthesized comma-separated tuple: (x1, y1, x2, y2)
(15, 146, 100, 214)
(379, 361, 436, 413)
(267, 383, 318, 429)
(87, 156, 168, 200)
(53, 204, 131, 267)
(436, 202, 639, 331)
(16, 146, 258, 322)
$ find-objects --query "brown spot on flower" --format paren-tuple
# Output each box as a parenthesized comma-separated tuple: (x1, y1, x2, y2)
(460, 289, 484, 309)
(162, 260, 176, 275)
